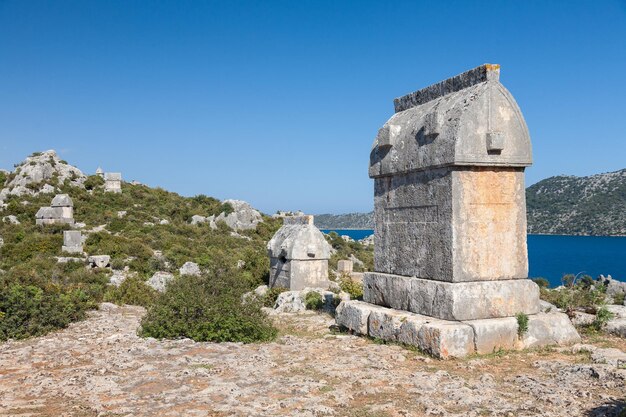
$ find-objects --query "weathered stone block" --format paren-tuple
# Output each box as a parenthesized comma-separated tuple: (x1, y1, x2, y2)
(337, 260, 353, 274)
(364, 272, 540, 321)
(368, 308, 407, 341)
(417, 321, 475, 359)
(464, 317, 519, 354)
(88, 255, 110, 269)
(335, 301, 383, 335)
(522, 312, 581, 348)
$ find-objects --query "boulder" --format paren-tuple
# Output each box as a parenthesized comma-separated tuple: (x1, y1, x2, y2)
(2, 215, 20, 225)
(571, 311, 596, 326)
(599, 275, 626, 298)
(216, 200, 262, 231)
(88, 255, 111, 268)
(179, 262, 201, 276)
(147, 272, 174, 292)
(109, 271, 127, 287)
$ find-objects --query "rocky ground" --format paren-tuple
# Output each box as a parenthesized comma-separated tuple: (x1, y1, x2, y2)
(0, 304, 625, 417)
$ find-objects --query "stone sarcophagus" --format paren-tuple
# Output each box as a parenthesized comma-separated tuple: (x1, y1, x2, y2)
(35, 194, 74, 226)
(336, 64, 580, 357)
(267, 215, 332, 291)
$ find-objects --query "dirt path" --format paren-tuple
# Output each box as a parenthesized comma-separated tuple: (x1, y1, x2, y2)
(0, 303, 624, 417)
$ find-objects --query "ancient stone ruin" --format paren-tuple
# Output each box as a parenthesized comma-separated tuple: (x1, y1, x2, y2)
(267, 215, 332, 290)
(62, 230, 83, 254)
(35, 194, 74, 226)
(104, 172, 122, 193)
(337, 260, 353, 275)
(336, 64, 580, 358)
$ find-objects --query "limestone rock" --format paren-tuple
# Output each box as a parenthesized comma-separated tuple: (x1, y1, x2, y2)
(274, 291, 306, 313)
(88, 255, 111, 268)
(109, 270, 127, 287)
(179, 262, 201, 276)
(521, 312, 581, 348)
(359, 234, 374, 246)
(2, 215, 20, 225)
(216, 200, 262, 231)
(0, 150, 86, 199)
(0, 236, 3, 248)
(571, 311, 595, 326)
(254, 285, 269, 297)
(147, 272, 174, 292)
(599, 275, 626, 298)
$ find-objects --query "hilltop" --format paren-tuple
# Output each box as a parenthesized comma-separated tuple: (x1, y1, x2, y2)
(526, 168, 626, 236)
(316, 169, 626, 236)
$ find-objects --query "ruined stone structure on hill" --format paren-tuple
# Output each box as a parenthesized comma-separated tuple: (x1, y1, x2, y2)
(267, 215, 332, 291)
(35, 194, 75, 226)
(104, 172, 122, 193)
(336, 64, 580, 358)
(62, 230, 83, 254)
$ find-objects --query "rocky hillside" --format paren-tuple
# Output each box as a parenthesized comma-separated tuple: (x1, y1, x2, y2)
(526, 169, 626, 236)
(0, 150, 282, 341)
(316, 169, 626, 236)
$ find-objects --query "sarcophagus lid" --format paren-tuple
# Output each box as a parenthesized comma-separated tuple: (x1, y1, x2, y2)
(369, 64, 532, 178)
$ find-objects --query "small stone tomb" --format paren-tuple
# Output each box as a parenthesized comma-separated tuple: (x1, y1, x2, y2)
(62, 230, 83, 254)
(104, 173, 122, 193)
(336, 64, 580, 358)
(337, 260, 353, 275)
(35, 194, 74, 226)
(267, 215, 332, 290)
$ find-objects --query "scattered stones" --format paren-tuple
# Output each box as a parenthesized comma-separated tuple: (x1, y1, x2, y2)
(273, 288, 346, 313)
(104, 172, 122, 193)
(117, 210, 127, 218)
(35, 194, 74, 226)
(88, 255, 111, 268)
(179, 261, 201, 276)
(267, 215, 332, 290)
(62, 230, 83, 254)
(55, 256, 84, 263)
(359, 234, 374, 246)
(147, 271, 174, 292)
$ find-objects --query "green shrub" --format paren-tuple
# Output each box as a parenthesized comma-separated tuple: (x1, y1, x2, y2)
(0, 282, 93, 341)
(516, 312, 529, 338)
(104, 276, 157, 307)
(83, 175, 105, 190)
(263, 286, 288, 307)
(539, 285, 605, 314)
(614, 292, 625, 306)
(139, 270, 277, 343)
(532, 278, 550, 288)
(339, 274, 363, 300)
(304, 291, 324, 310)
(592, 306, 614, 331)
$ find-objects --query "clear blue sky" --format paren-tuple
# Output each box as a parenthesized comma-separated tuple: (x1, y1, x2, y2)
(1, 1, 625, 214)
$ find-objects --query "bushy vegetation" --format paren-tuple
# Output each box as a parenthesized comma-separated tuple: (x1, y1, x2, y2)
(262, 286, 288, 307)
(304, 291, 324, 310)
(538, 274, 607, 314)
(0, 170, 282, 341)
(516, 312, 529, 337)
(139, 270, 277, 343)
(339, 273, 363, 300)
(325, 231, 373, 273)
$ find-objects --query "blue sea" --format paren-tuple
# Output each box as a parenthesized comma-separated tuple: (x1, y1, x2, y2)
(322, 230, 626, 287)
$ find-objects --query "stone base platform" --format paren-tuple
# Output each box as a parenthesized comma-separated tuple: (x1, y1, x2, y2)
(364, 272, 540, 321)
(335, 300, 581, 359)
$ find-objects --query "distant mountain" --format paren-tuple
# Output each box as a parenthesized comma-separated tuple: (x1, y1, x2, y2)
(314, 212, 373, 230)
(316, 169, 626, 236)
(526, 168, 626, 236)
